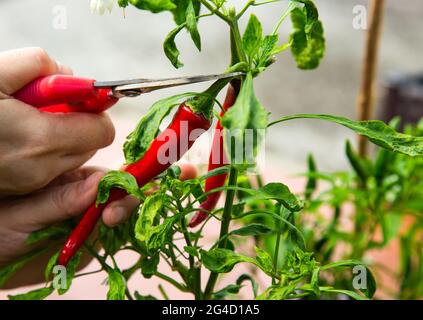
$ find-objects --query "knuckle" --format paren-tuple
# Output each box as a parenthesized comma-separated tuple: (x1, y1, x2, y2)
(26, 123, 54, 155)
(50, 187, 69, 215)
(50, 185, 79, 219)
(30, 47, 54, 74)
(98, 114, 115, 147)
(18, 170, 50, 194)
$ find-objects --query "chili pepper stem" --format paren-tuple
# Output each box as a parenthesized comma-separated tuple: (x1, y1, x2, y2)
(204, 165, 238, 299)
(272, 206, 283, 285)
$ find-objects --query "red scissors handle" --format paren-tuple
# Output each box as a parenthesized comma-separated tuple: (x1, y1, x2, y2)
(13, 75, 118, 113)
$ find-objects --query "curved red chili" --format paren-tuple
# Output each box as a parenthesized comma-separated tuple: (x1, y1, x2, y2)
(58, 104, 211, 266)
(189, 81, 240, 228)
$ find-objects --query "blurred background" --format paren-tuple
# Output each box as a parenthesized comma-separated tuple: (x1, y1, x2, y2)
(0, 0, 422, 299)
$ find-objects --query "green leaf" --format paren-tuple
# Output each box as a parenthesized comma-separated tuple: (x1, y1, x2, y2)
(98, 222, 130, 256)
(305, 153, 317, 200)
(380, 213, 402, 246)
(211, 0, 225, 8)
(200, 249, 255, 273)
(256, 183, 303, 211)
(321, 259, 376, 298)
(320, 288, 368, 300)
(96, 171, 143, 206)
(25, 224, 71, 245)
(229, 224, 272, 237)
(58, 252, 82, 295)
(172, 0, 200, 25)
(129, 0, 176, 13)
(145, 217, 175, 252)
(236, 274, 259, 298)
(184, 246, 199, 257)
(289, 1, 325, 70)
(254, 34, 279, 72)
(0, 248, 46, 288)
(345, 140, 371, 183)
(118, 0, 129, 8)
(254, 246, 273, 275)
(221, 73, 268, 165)
(140, 253, 160, 278)
(321, 259, 365, 270)
(44, 251, 60, 282)
(270, 114, 423, 157)
(310, 267, 321, 296)
(135, 193, 163, 242)
(186, 0, 201, 51)
(242, 14, 263, 61)
(200, 166, 230, 181)
(124, 93, 195, 163)
(107, 268, 126, 300)
(163, 24, 185, 68)
(213, 284, 242, 299)
(8, 286, 54, 300)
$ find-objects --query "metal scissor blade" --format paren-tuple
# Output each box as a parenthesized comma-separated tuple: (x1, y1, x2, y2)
(94, 72, 244, 97)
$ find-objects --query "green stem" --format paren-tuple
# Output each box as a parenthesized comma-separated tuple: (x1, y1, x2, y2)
(254, 0, 283, 5)
(125, 288, 134, 300)
(193, 265, 203, 300)
(198, 0, 231, 23)
(204, 166, 239, 299)
(84, 244, 109, 270)
(177, 201, 195, 270)
(229, 19, 248, 64)
(155, 272, 188, 292)
(272, 1, 296, 35)
(236, 0, 255, 19)
(159, 284, 170, 300)
(272, 208, 282, 285)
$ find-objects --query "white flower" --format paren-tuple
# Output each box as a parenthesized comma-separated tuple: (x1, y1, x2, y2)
(90, 0, 114, 15)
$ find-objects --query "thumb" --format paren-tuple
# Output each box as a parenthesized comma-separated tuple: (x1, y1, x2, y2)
(11, 171, 105, 231)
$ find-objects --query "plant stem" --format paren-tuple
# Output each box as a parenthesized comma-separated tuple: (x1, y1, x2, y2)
(204, 166, 239, 299)
(229, 19, 248, 64)
(158, 284, 170, 300)
(193, 265, 203, 300)
(84, 244, 109, 270)
(125, 288, 134, 300)
(272, 1, 296, 35)
(198, 0, 231, 23)
(357, 0, 386, 156)
(155, 272, 188, 292)
(273, 211, 282, 285)
(236, 0, 255, 19)
(177, 201, 195, 269)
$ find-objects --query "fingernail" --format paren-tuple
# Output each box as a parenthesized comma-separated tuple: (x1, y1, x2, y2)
(56, 60, 73, 75)
(110, 207, 127, 226)
(81, 172, 103, 194)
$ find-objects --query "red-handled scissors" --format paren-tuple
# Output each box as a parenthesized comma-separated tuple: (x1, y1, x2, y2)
(13, 72, 244, 114)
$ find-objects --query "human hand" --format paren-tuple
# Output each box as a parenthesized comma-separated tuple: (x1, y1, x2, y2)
(0, 47, 115, 195)
(0, 164, 197, 288)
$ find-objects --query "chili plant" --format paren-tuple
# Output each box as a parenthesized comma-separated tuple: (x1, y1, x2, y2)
(1, 0, 422, 300)
(290, 118, 423, 299)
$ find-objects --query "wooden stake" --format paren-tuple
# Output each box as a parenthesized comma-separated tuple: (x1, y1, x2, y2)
(357, 0, 386, 157)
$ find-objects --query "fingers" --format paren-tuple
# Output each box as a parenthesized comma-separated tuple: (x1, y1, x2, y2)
(0, 47, 72, 96)
(102, 195, 140, 227)
(43, 111, 116, 154)
(7, 171, 105, 231)
(179, 163, 198, 181)
(45, 166, 108, 188)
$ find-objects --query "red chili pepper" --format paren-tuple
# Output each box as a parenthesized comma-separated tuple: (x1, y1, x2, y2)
(189, 81, 240, 228)
(58, 104, 211, 266)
